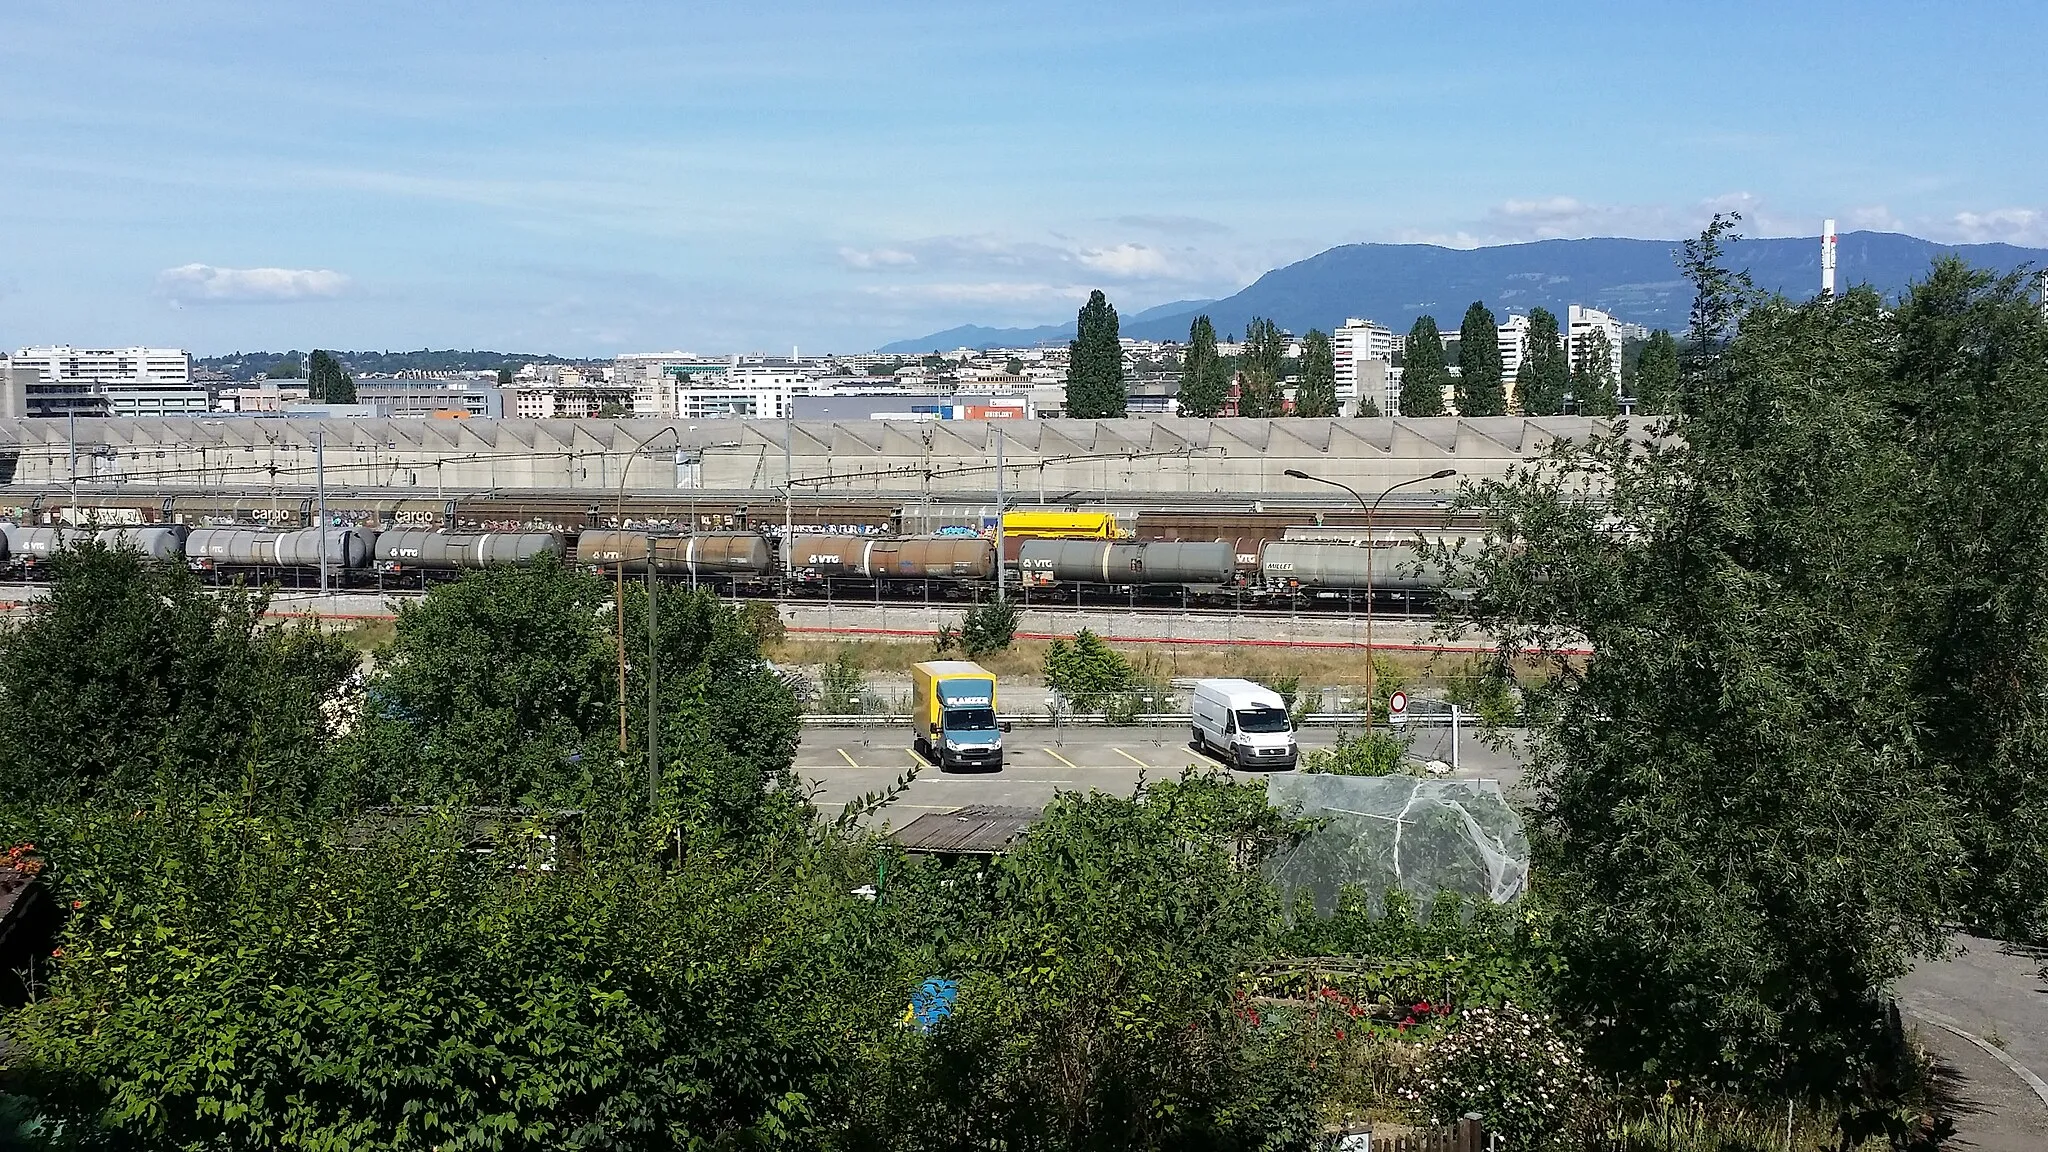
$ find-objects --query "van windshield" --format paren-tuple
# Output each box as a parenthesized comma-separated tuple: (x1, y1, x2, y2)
(1236, 706, 1291, 734)
(945, 707, 998, 732)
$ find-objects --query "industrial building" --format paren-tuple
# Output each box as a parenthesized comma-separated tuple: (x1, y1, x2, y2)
(0, 415, 1612, 499)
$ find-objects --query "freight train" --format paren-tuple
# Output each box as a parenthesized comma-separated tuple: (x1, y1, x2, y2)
(0, 520, 1467, 607)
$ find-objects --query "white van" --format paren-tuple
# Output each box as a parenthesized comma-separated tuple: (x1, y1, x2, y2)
(1190, 678, 1299, 770)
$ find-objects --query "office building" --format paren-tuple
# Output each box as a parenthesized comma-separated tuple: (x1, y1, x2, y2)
(9, 345, 205, 416)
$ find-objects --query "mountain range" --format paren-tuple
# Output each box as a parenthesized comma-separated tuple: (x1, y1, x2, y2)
(876, 299, 1215, 354)
(883, 232, 2048, 350)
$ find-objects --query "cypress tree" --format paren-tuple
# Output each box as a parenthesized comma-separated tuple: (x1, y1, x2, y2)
(1635, 329, 1681, 415)
(1237, 318, 1286, 417)
(1400, 316, 1449, 416)
(307, 350, 356, 405)
(1177, 315, 1228, 418)
(1455, 302, 1507, 415)
(1516, 308, 1569, 416)
(1065, 290, 1126, 419)
(1572, 330, 1620, 417)
(1293, 329, 1338, 417)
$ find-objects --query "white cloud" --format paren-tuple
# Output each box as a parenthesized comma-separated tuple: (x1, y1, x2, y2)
(837, 246, 918, 270)
(157, 263, 350, 303)
(1948, 208, 2046, 246)
(1077, 242, 1171, 278)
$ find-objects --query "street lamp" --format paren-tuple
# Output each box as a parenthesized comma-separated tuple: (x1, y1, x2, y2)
(1282, 467, 1457, 726)
(614, 424, 683, 808)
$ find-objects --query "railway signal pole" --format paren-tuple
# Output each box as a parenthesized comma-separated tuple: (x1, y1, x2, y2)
(315, 428, 328, 595)
(994, 426, 1006, 603)
(1282, 467, 1456, 726)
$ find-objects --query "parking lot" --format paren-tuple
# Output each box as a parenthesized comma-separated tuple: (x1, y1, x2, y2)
(795, 724, 1526, 822)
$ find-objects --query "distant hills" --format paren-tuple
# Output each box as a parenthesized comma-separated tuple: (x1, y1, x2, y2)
(877, 298, 1215, 354)
(884, 233, 2048, 349)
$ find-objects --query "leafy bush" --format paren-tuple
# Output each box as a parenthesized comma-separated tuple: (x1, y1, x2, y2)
(1300, 729, 1413, 776)
(1043, 628, 1138, 712)
(735, 600, 786, 648)
(1402, 1003, 1601, 1150)
(958, 598, 1021, 658)
(819, 647, 869, 714)
(1442, 654, 1521, 728)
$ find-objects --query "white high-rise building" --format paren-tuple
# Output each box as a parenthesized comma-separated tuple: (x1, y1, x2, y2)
(1332, 319, 1395, 411)
(1566, 305, 1626, 390)
(1496, 314, 1531, 379)
(675, 360, 825, 419)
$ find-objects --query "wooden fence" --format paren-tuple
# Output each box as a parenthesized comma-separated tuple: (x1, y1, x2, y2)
(1330, 1117, 1499, 1151)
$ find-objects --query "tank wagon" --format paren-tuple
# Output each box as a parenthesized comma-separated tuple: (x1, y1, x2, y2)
(2, 525, 190, 564)
(186, 527, 378, 571)
(374, 530, 566, 573)
(572, 531, 773, 578)
(785, 535, 996, 581)
(1017, 540, 1235, 587)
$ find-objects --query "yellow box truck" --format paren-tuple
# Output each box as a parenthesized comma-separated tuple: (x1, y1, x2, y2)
(911, 660, 1008, 771)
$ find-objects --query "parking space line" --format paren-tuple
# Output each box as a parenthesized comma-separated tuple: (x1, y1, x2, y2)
(837, 748, 860, 768)
(1044, 747, 1079, 769)
(1112, 748, 1152, 768)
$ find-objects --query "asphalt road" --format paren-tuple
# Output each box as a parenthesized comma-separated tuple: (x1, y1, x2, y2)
(796, 724, 1527, 820)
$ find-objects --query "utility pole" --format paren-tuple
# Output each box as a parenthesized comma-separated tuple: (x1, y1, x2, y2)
(616, 557, 628, 753)
(783, 408, 794, 579)
(645, 538, 660, 811)
(67, 412, 77, 511)
(315, 428, 328, 594)
(994, 425, 1006, 602)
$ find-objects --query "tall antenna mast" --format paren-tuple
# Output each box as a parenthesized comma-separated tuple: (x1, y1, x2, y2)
(1821, 218, 1838, 296)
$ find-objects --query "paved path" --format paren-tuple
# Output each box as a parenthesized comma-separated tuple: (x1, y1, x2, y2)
(1900, 936, 2048, 1150)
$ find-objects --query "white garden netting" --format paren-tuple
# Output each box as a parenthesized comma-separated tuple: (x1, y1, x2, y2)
(1264, 775, 1529, 913)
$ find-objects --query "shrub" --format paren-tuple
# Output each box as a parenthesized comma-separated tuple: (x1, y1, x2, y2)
(819, 648, 868, 714)
(1402, 1003, 1601, 1150)
(1044, 629, 1137, 712)
(1300, 730, 1413, 776)
(958, 598, 1021, 658)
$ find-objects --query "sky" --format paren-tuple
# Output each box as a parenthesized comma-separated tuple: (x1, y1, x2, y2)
(3, 0, 2045, 357)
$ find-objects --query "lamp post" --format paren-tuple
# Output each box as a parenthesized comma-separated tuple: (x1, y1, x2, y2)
(1282, 467, 1456, 726)
(614, 424, 683, 805)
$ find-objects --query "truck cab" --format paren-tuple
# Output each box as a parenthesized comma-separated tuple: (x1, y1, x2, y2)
(912, 660, 1008, 772)
(1190, 678, 1299, 770)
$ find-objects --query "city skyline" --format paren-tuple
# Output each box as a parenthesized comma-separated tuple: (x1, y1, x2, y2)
(4, 0, 2045, 356)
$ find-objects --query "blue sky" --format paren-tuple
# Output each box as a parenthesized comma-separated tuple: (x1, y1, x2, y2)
(4, 0, 2043, 356)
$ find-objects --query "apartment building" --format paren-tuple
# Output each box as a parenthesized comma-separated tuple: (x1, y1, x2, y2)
(1566, 305, 1626, 389)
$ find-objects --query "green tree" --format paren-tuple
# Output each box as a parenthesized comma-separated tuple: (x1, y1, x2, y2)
(307, 349, 356, 404)
(0, 541, 356, 807)
(1430, 231, 1969, 1114)
(1004, 356, 1024, 376)
(1043, 629, 1137, 711)
(1066, 290, 1127, 419)
(1570, 330, 1619, 416)
(1399, 316, 1449, 416)
(1515, 308, 1569, 416)
(1176, 315, 1230, 418)
(867, 775, 1322, 1147)
(497, 363, 516, 386)
(1633, 329, 1681, 415)
(351, 559, 799, 830)
(1455, 302, 1507, 416)
(1294, 329, 1338, 417)
(1678, 211, 1756, 415)
(958, 597, 1021, 658)
(1236, 317, 1286, 417)
(265, 354, 303, 379)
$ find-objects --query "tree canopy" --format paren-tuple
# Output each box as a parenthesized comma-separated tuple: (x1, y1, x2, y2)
(1236, 317, 1286, 417)
(1176, 315, 1229, 418)
(1454, 303, 1506, 416)
(1399, 316, 1449, 416)
(1513, 308, 1568, 416)
(1633, 329, 1681, 414)
(1294, 329, 1338, 417)
(1065, 290, 1127, 419)
(307, 349, 356, 404)
(1569, 330, 1618, 416)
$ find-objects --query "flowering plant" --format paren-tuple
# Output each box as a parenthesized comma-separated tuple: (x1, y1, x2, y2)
(1401, 1002, 1599, 1149)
